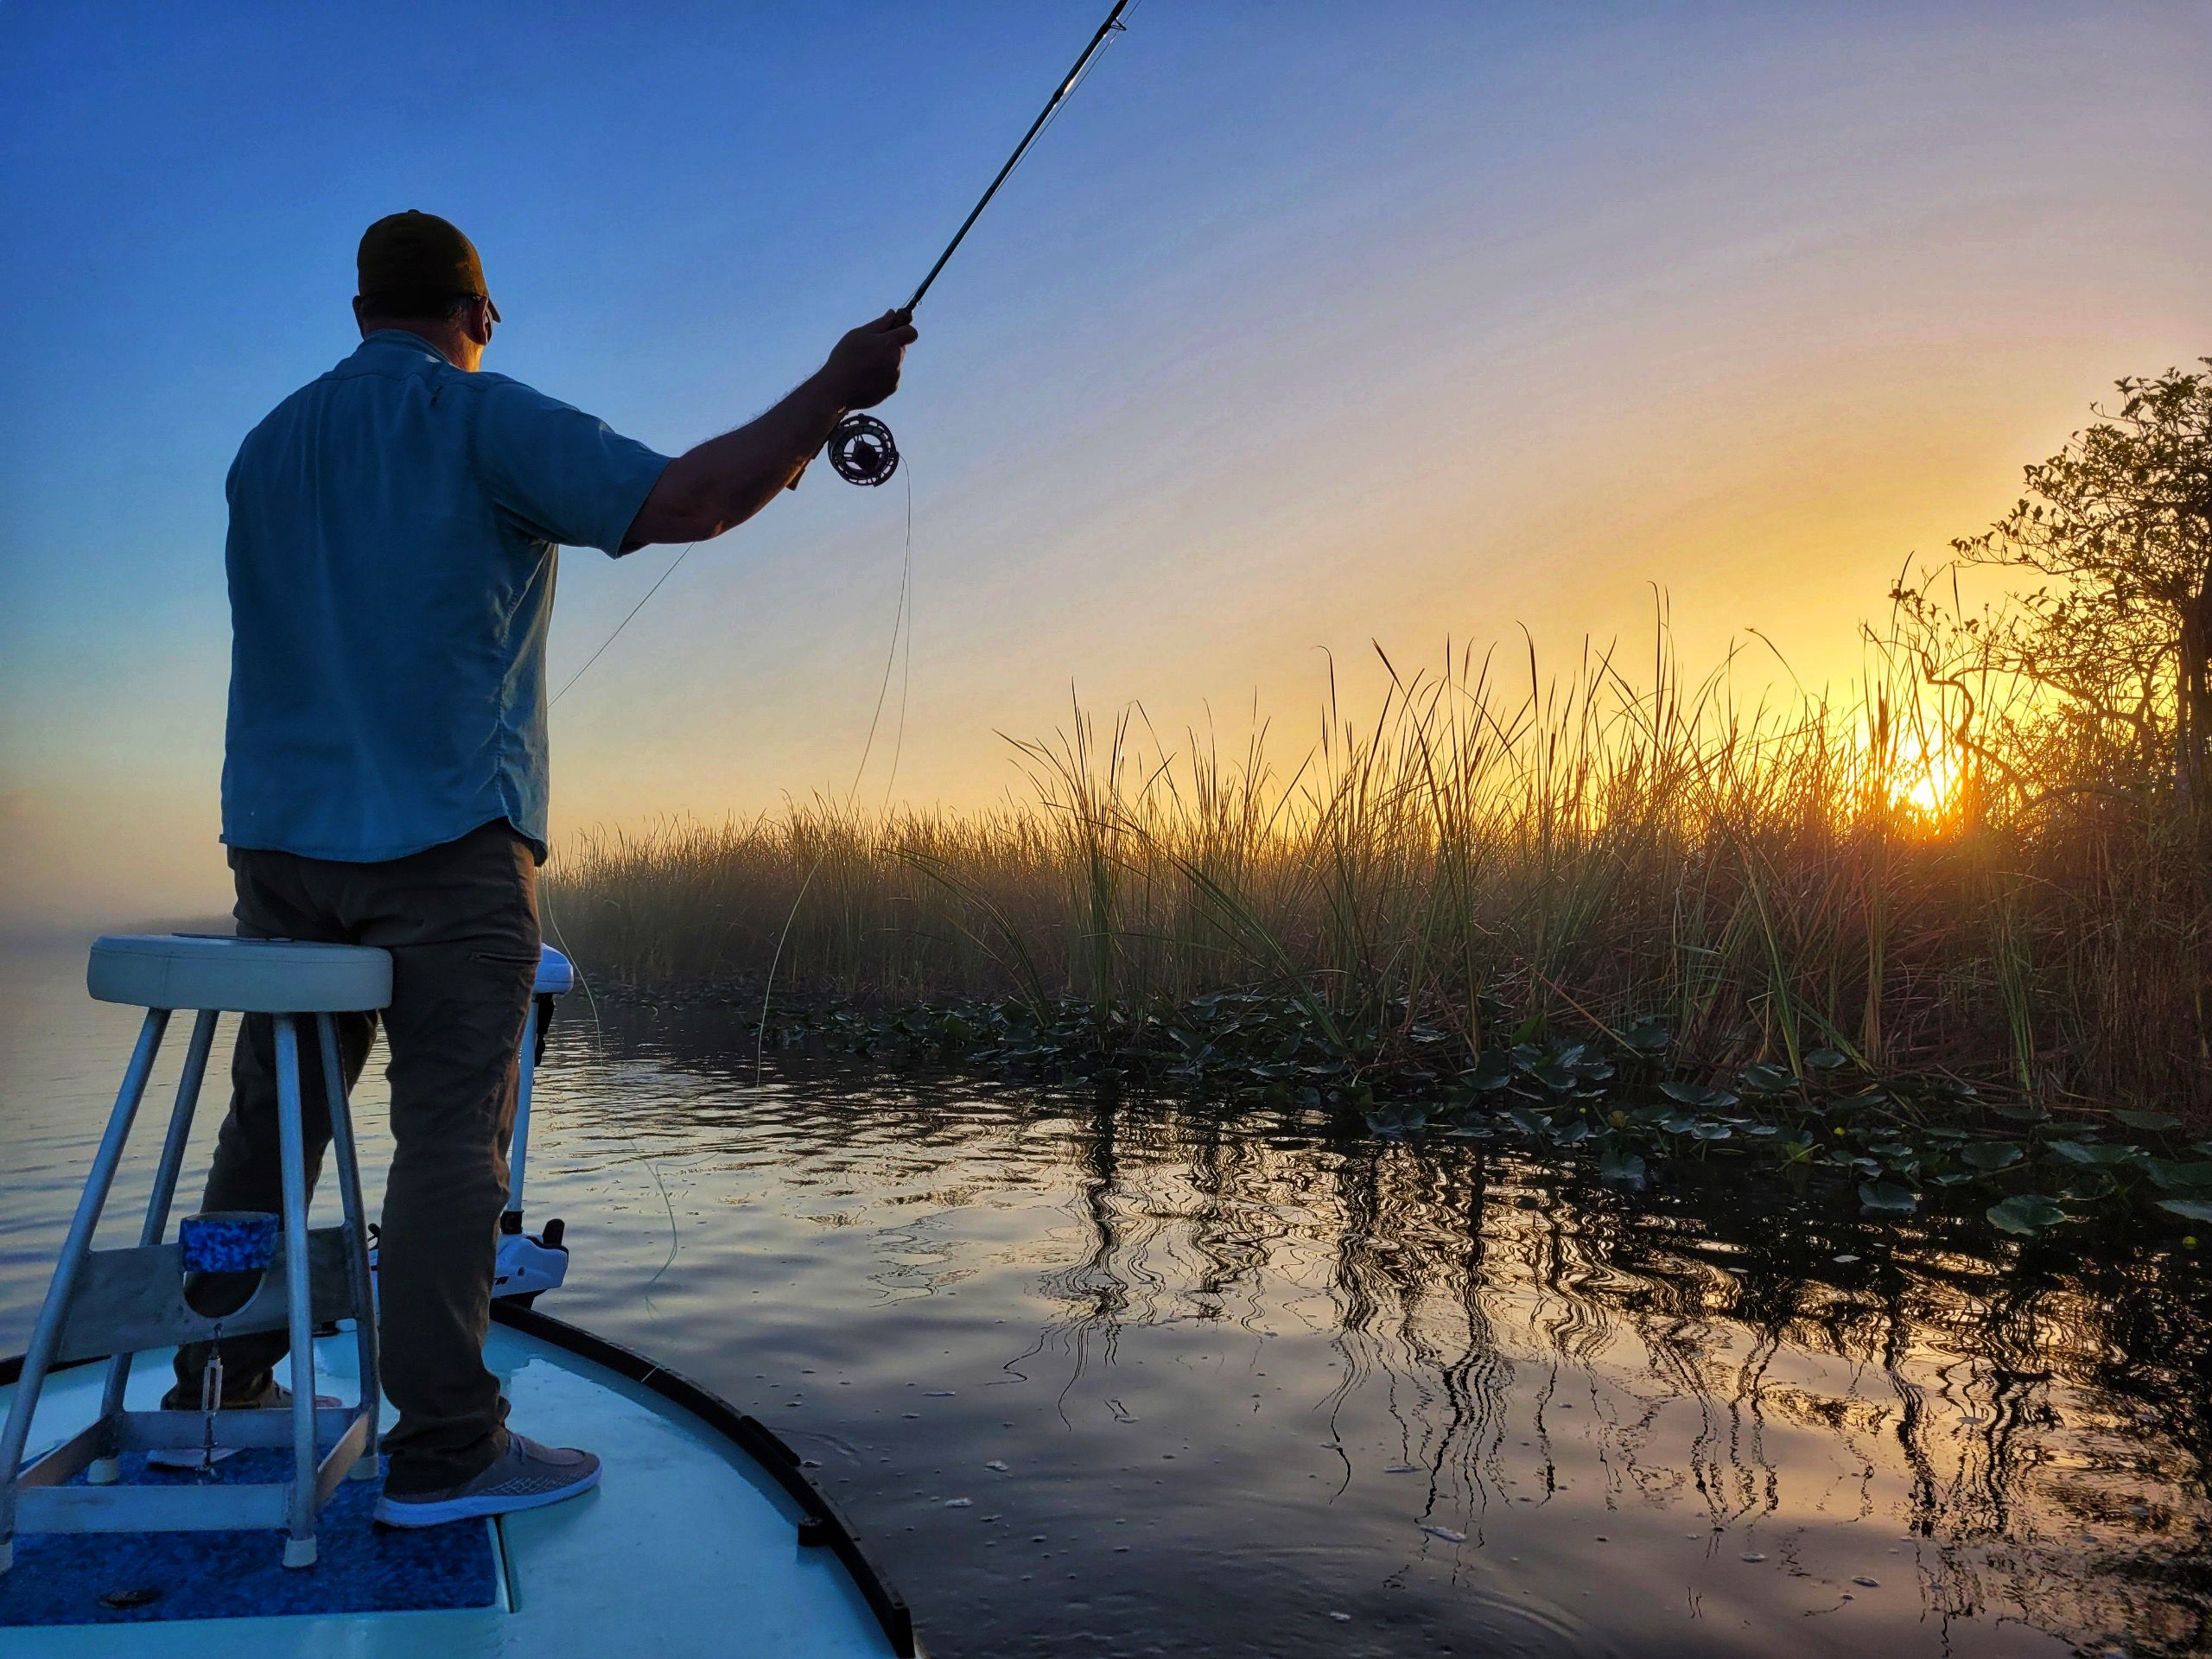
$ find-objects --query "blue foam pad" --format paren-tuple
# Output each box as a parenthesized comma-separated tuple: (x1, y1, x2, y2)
(0, 1448, 499, 1626)
(178, 1210, 279, 1273)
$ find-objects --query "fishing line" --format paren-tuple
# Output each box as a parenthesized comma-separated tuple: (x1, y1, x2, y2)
(884, 472, 914, 809)
(747, 465, 914, 1087)
(536, 881, 684, 1288)
(848, 463, 915, 806)
(549, 540, 698, 708)
(538, 546, 705, 1296)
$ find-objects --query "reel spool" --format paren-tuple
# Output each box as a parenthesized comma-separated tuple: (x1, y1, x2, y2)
(828, 413, 899, 486)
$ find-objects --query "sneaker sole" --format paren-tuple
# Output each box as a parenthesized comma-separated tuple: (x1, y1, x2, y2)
(145, 1446, 240, 1470)
(373, 1465, 601, 1528)
(143, 1395, 340, 1469)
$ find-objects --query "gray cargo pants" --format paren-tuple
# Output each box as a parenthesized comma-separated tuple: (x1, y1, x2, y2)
(165, 819, 540, 1495)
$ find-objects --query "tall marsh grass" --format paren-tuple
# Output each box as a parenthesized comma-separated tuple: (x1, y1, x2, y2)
(546, 626, 2211, 1113)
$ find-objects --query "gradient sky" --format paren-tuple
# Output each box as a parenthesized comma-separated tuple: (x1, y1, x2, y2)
(3, 2, 2207, 926)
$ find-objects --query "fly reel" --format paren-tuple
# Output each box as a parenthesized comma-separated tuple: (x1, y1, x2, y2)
(828, 413, 899, 486)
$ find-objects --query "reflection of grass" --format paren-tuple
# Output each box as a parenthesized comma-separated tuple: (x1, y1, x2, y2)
(548, 626, 2208, 1116)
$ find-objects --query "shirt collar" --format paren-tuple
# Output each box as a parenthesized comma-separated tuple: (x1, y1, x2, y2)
(357, 327, 454, 365)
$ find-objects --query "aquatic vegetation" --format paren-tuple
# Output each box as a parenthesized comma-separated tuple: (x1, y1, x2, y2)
(551, 620, 2207, 1090)
(601, 978, 2210, 1237)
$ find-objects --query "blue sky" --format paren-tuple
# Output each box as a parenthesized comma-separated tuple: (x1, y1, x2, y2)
(3, 2, 2207, 924)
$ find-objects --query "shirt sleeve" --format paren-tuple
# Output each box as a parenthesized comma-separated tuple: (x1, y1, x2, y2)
(468, 375, 672, 556)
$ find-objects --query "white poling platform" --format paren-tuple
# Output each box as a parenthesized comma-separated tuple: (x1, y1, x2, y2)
(0, 1315, 914, 1657)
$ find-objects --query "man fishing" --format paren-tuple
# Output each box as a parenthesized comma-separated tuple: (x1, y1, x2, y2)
(161, 210, 916, 1527)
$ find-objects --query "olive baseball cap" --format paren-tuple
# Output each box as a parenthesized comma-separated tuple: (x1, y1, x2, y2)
(355, 211, 499, 319)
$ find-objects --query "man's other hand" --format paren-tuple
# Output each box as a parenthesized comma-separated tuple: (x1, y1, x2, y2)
(824, 310, 918, 410)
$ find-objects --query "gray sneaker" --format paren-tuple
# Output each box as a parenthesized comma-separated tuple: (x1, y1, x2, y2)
(373, 1433, 601, 1527)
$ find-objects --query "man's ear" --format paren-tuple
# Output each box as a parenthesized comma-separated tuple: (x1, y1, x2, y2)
(352, 296, 370, 335)
(466, 296, 494, 347)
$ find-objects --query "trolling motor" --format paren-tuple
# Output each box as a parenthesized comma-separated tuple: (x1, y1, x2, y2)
(808, 0, 1133, 492)
(493, 944, 575, 1305)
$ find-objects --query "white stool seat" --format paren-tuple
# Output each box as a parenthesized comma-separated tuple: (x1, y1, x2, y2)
(87, 935, 392, 1014)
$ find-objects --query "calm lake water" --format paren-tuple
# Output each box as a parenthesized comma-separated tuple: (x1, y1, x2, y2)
(2, 939, 2206, 1657)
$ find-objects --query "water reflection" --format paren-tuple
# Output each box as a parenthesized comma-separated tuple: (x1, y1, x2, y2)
(3, 952, 2204, 1658)
(564, 1003, 2206, 1657)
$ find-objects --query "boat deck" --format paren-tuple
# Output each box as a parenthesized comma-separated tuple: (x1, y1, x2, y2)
(1, 1313, 912, 1657)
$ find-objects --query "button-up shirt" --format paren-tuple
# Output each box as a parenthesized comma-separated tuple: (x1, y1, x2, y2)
(221, 329, 670, 862)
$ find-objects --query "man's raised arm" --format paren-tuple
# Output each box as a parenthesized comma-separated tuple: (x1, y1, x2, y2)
(623, 310, 918, 550)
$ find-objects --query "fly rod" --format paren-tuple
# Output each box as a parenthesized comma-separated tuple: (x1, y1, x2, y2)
(815, 0, 1135, 487)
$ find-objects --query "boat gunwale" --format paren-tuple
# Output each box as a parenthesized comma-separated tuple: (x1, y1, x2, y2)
(0, 1308, 919, 1659)
(485, 1300, 918, 1658)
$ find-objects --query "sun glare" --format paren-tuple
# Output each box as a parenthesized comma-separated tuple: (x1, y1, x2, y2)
(1884, 728, 1964, 823)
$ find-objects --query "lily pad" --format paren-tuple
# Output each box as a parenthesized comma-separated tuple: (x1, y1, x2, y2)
(1740, 1062, 1799, 1095)
(1987, 1194, 2067, 1236)
(2157, 1198, 2212, 1224)
(1364, 1103, 1427, 1135)
(1805, 1047, 1851, 1071)
(1506, 1107, 1551, 1138)
(2047, 1141, 2141, 1168)
(1469, 1051, 1513, 1092)
(1858, 1180, 1918, 1215)
(2145, 1158, 2212, 1192)
(2112, 1109, 2183, 1133)
(1960, 1141, 2024, 1173)
(1597, 1147, 1647, 1184)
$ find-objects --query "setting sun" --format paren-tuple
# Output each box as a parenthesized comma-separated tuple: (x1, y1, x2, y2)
(1884, 727, 1967, 823)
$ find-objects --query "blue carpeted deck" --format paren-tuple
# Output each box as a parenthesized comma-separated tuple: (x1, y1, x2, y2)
(0, 1448, 498, 1627)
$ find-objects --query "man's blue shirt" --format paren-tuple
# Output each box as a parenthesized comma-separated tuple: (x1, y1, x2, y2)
(221, 330, 670, 863)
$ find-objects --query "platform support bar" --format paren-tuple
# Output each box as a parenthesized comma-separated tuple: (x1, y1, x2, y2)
(90, 1007, 220, 1482)
(272, 1014, 321, 1566)
(0, 1006, 171, 1570)
(317, 1012, 380, 1479)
